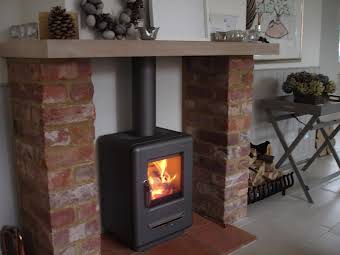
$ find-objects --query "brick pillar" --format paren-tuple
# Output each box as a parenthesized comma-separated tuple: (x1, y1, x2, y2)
(182, 56, 254, 226)
(8, 59, 100, 255)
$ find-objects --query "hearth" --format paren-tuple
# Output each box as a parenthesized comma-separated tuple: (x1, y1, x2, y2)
(98, 57, 193, 251)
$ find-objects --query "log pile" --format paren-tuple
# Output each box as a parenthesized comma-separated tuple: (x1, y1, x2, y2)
(249, 141, 283, 187)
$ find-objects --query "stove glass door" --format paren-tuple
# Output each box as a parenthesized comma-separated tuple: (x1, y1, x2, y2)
(145, 154, 183, 207)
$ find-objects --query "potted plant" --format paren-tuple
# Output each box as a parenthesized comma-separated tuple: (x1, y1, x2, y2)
(282, 72, 336, 105)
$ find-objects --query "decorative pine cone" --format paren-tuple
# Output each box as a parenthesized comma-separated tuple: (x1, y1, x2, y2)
(127, 0, 144, 25)
(48, 6, 77, 39)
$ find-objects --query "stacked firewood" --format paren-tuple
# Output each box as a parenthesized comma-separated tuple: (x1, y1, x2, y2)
(249, 141, 283, 187)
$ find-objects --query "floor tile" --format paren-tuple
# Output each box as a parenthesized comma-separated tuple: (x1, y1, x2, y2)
(304, 232, 340, 255)
(234, 153, 340, 255)
(329, 222, 340, 236)
(322, 178, 340, 193)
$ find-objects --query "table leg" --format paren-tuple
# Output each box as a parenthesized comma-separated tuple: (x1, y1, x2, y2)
(275, 115, 319, 169)
(301, 124, 340, 172)
(266, 109, 314, 203)
(318, 120, 340, 168)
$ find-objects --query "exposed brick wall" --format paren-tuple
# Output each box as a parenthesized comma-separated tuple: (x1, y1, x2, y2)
(8, 59, 100, 255)
(182, 56, 254, 226)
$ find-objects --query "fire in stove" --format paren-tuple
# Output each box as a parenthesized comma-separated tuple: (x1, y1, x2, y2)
(147, 155, 182, 200)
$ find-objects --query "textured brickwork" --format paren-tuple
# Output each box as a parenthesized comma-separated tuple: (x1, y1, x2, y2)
(183, 56, 254, 226)
(8, 59, 100, 255)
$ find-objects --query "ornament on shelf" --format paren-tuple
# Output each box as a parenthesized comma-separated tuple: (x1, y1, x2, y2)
(80, 0, 145, 40)
(48, 6, 77, 39)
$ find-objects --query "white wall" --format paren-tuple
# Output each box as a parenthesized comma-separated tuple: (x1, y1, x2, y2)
(0, 0, 23, 231)
(0, 0, 24, 83)
(319, 0, 340, 85)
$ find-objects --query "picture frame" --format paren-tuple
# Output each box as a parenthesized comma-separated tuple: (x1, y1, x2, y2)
(207, 0, 247, 34)
(149, 0, 209, 41)
(254, 0, 304, 62)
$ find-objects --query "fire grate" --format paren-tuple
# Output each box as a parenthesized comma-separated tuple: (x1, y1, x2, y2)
(248, 172, 294, 204)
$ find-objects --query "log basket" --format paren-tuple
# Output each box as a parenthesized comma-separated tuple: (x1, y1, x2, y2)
(248, 172, 294, 204)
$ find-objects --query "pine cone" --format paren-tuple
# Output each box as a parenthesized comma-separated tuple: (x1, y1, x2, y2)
(48, 6, 77, 39)
(127, 0, 144, 25)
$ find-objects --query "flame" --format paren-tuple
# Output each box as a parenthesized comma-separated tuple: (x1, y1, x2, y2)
(148, 158, 177, 200)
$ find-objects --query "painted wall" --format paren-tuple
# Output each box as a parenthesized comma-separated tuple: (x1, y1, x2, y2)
(319, 0, 340, 86)
(0, 0, 23, 233)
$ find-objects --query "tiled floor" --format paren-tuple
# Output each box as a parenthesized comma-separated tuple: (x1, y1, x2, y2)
(233, 140, 340, 255)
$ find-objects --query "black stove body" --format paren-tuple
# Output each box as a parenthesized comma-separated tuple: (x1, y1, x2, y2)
(98, 57, 193, 251)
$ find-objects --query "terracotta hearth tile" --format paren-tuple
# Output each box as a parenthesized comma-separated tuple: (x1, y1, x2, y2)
(185, 213, 211, 235)
(193, 213, 211, 227)
(187, 222, 256, 255)
(101, 214, 255, 255)
(145, 235, 218, 255)
(101, 235, 137, 255)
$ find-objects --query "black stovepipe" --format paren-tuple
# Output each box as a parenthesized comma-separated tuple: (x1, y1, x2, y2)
(132, 57, 156, 137)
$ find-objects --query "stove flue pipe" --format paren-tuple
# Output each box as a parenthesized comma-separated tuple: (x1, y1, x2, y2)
(132, 57, 156, 137)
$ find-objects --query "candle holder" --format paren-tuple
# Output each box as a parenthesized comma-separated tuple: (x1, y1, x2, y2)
(137, 27, 160, 40)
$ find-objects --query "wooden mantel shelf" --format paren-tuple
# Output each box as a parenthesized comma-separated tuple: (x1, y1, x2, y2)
(0, 40, 279, 59)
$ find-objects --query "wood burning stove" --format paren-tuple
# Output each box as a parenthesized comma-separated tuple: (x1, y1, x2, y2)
(98, 57, 193, 251)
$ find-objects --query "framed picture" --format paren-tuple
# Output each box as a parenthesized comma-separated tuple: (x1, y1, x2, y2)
(208, 0, 246, 33)
(149, 0, 209, 41)
(254, 0, 304, 61)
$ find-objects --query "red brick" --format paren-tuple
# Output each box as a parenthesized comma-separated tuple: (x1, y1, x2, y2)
(12, 102, 31, 121)
(50, 183, 97, 209)
(242, 71, 254, 87)
(45, 128, 71, 147)
(8, 62, 41, 83)
(43, 85, 68, 104)
(186, 86, 214, 99)
(74, 163, 96, 184)
(228, 104, 241, 117)
(227, 133, 240, 146)
(78, 201, 98, 221)
(40, 62, 78, 81)
(198, 130, 228, 146)
(69, 122, 95, 145)
(58, 245, 76, 255)
(45, 145, 95, 170)
(193, 141, 215, 155)
(9, 59, 99, 255)
(197, 156, 226, 174)
(80, 236, 100, 255)
(228, 71, 242, 86)
(85, 218, 101, 236)
(48, 169, 73, 190)
(213, 88, 228, 101)
(70, 83, 94, 102)
(43, 104, 95, 126)
(227, 115, 252, 132)
(78, 61, 92, 78)
(241, 100, 253, 115)
(52, 229, 70, 248)
(238, 158, 250, 170)
(228, 88, 252, 103)
(51, 208, 76, 228)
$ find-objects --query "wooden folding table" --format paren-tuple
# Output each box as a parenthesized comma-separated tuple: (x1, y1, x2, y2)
(262, 96, 340, 203)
